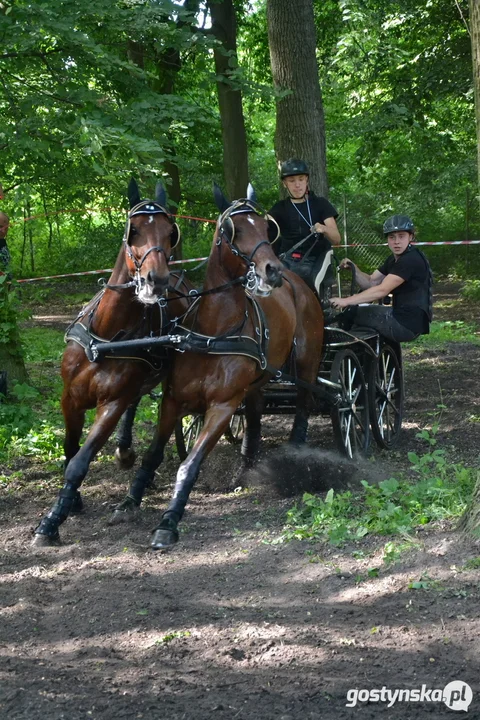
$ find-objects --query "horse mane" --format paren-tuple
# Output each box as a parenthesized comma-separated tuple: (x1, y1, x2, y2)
(109, 242, 129, 285)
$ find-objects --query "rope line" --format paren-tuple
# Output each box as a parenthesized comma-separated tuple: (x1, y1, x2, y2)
(15, 256, 210, 283)
(8, 208, 217, 225)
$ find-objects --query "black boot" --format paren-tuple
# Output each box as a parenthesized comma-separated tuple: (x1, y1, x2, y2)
(335, 306, 357, 330)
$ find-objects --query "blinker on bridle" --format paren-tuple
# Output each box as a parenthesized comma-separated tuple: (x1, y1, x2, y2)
(217, 200, 280, 266)
(123, 199, 181, 271)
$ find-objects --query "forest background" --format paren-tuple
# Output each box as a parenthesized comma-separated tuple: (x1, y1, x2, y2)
(0, 0, 477, 279)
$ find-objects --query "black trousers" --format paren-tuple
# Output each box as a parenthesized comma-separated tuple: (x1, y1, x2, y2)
(341, 305, 419, 343)
(282, 255, 334, 295)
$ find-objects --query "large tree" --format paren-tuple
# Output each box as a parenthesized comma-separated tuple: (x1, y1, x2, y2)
(266, 0, 328, 196)
(208, 0, 249, 199)
(470, 0, 480, 190)
(459, 1, 480, 536)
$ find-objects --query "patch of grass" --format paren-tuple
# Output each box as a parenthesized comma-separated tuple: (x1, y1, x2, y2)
(0, 379, 65, 463)
(154, 630, 191, 645)
(278, 436, 476, 550)
(20, 279, 98, 311)
(408, 574, 442, 591)
(0, 328, 67, 463)
(62, 292, 97, 308)
(415, 320, 479, 346)
(463, 556, 480, 570)
(22, 326, 65, 363)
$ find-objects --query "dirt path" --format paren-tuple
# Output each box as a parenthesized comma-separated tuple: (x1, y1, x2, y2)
(1, 281, 479, 719)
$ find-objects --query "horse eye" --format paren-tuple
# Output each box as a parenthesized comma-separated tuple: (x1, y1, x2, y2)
(130, 226, 138, 236)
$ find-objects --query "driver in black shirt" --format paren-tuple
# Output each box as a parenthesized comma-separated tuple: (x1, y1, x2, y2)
(330, 215, 432, 342)
(268, 159, 341, 297)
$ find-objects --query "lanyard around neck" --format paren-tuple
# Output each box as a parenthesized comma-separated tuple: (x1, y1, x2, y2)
(290, 197, 313, 228)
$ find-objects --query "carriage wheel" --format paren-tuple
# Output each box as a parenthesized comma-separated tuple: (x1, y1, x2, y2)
(330, 348, 370, 459)
(175, 415, 204, 461)
(223, 413, 245, 444)
(368, 344, 404, 450)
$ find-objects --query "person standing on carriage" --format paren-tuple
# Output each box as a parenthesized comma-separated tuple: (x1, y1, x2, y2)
(330, 215, 433, 342)
(268, 159, 341, 300)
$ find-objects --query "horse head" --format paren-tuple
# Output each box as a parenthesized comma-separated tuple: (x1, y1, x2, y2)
(213, 183, 282, 297)
(123, 178, 180, 304)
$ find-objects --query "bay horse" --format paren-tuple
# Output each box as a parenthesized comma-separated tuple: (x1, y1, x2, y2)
(32, 179, 190, 546)
(112, 184, 324, 549)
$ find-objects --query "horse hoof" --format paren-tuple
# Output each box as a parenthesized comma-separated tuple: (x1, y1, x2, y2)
(227, 460, 252, 492)
(108, 498, 139, 525)
(108, 508, 138, 525)
(151, 527, 179, 550)
(71, 492, 84, 514)
(31, 532, 61, 547)
(114, 447, 137, 469)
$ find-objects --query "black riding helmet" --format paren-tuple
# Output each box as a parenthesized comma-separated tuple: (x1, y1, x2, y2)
(280, 158, 309, 179)
(383, 215, 414, 235)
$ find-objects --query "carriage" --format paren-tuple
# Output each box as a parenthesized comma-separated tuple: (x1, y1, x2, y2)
(174, 300, 404, 463)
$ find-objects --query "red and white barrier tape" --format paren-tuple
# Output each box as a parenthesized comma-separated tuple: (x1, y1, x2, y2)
(412, 240, 480, 246)
(346, 240, 480, 247)
(12, 240, 480, 284)
(9, 209, 216, 225)
(16, 256, 210, 283)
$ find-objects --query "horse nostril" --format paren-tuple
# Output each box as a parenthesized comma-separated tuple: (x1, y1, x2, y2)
(266, 263, 283, 287)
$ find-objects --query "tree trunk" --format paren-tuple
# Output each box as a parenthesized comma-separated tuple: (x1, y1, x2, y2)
(155, 0, 201, 259)
(458, 471, 480, 537)
(208, 0, 249, 200)
(0, 344, 29, 387)
(470, 0, 480, 191)
(462, 5, 480, 537)
(266, 0, 328, 197)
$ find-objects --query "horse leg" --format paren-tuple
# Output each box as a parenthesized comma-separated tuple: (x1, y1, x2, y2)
(289, 385, 313, 446)
(114, 399, 140, 469)
(151, 401, 239, 550)
(230, 390, 263, 488)
(32, 399, 132, 546)
(62, 396, 86, 514)
(109, 394, 179, 524)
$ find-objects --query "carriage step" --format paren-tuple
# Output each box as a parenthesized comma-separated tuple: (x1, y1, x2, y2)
(324, 326, 378, 344)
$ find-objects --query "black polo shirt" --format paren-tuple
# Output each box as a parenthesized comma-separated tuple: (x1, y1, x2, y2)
(378, 247, 432, 335)
(269, 193, 338, 259)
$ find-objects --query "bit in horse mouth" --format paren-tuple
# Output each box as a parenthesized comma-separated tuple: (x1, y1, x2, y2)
(256, 277, 274, 296)
(137, 286, 165, 305)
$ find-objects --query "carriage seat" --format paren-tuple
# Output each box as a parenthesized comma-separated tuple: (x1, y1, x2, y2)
(313, 248, 335, 297)
(313, 248, 337, 321)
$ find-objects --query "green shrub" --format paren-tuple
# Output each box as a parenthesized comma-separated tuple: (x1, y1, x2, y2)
(460, 279, 480, 302)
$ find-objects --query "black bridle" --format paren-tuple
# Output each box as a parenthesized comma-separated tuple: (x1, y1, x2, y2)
(216, 199, 281, 295)
(217, 199, 279, 264)
(123, 199, 179, 270)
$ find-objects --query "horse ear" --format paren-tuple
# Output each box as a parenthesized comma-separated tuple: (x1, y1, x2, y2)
(213, 182, 230, 213)
(128, 178, 141, 209)
(246, 183, 257, 203)
(155, 181, 167, 208)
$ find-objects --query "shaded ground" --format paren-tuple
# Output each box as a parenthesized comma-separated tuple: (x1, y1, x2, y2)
(1, 281, 479, 719)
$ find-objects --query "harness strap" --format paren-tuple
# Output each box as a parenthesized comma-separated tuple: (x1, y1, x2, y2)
(279, 231, 316, 260)
(166, 275, 246, 301)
